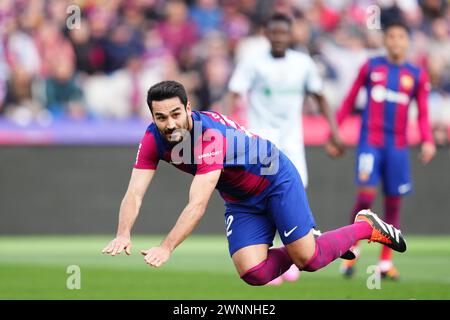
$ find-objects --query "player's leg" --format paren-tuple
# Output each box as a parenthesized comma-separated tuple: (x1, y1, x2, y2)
(350, 145, 382, 221)
(284, 223, 372, 272)
(266, 236, 286, 285)
(232, 244, 294, 286)
(268, 154, 406, 274)
(225, 206, 294, 286)
(276, 147, 307, 283)
(231, 244, 270, 276)
(232, 204, 407, 284)
(379, 147, 412, 280)
(341, 146, 381, 277)
(378, 195, 401, 280)
(340, 185, 377, 277)
(283, 211, 407, 273)
(264, 165, 356, 272)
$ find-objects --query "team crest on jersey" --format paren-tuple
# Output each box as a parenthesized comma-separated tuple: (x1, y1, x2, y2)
(370, 72, 385, 82)
(400, 75, 414, 90)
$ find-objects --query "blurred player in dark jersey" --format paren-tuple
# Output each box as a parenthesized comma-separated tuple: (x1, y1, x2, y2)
(332, 22, 436, 280)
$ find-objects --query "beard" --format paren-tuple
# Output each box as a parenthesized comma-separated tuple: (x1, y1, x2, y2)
(160, 114, 191, 145)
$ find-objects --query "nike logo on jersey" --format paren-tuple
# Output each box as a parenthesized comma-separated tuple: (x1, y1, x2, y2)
(284, 226, 298, 237)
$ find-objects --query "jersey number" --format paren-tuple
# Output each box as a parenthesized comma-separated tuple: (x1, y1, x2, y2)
(226, 215, 234, 237)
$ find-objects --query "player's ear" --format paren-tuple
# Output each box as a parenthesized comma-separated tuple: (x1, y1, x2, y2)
(186, 101, 192, 116)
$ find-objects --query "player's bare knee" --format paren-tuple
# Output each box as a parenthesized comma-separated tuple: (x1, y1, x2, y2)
(287, 245, 316, 270)
(285, 233, 317, 270)
(292, 256, 313, 270)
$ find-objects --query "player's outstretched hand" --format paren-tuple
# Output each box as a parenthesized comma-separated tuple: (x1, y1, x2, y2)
(140, 246, 171, 268)
(325, 136, 345, 158)
(102, 235, 132, 256)
(420, 142, 436, 165)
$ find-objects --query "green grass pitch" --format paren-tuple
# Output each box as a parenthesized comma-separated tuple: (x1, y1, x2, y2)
(1, 235, 449, 299)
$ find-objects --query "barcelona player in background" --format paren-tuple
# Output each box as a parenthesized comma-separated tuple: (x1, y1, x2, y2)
(332, 21, 436, 280)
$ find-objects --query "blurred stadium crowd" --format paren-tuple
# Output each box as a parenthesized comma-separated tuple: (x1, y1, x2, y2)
(0, 0, 449, 145)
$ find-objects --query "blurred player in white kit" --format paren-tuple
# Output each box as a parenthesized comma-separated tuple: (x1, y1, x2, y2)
(227, 13, 344, 285)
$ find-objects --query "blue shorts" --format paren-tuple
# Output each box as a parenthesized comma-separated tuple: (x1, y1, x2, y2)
(224, 152, 316, 256)
(355, 144, 412, 196)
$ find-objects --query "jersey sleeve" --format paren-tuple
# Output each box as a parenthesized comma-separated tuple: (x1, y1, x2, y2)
(133, 130, 159, 170)
(305, 57, 323, 95)
(194, 128, 227, 175)
(415, 69, 434, 144)
(336, 60, 369, 126)
(228, 57, 255, 95)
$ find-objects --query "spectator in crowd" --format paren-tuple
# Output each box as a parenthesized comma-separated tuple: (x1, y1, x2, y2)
(0, 0, 445, 147)
(34, 21, 76, 78)
(103, 23, 144, 73)
(142, 24, 179, 81)
(45, 59, 84, 119)
(190, 0, 223, 36)
(157, 0, 199, 63)
(427, 17, 450, 146)
(3, 65, 44, 125)
(69, 19, 106, 75)
(196, 32, 233, 110)
(221, 0, 251, 51)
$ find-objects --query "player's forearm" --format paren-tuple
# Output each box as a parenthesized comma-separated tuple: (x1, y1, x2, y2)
(160, 202, 206, 253)
(116, 192, 142, 237)
(336, 63, 367, 126)
(316, 94, 339, 138)
(417, 99, 434, 144)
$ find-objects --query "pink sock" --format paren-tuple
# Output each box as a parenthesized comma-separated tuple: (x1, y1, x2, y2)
(302, 222, 372, 272)
(350, 191, 376, 223)
(380, 196, 401, 261)
(240, 247, 293, 286)
(384, 196, 401, 228)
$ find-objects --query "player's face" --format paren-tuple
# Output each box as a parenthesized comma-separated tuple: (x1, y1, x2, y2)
(152, 97, 192, 144)
(384, 26, 409, 62)
(267, 21, 291, 57)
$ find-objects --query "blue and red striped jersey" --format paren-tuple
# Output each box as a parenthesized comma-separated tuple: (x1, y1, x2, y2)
(337, 56, 433, 147)
(134, 110, 278, 202)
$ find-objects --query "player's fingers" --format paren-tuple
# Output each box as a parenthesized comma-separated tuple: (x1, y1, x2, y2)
(116, 244, 125, 254)
(423, 154, 432, 165)
(146, 254, 159, 265)
(420, 152, 429, 164)
(103, 242, 115, 254)
(153, 260, 162, 268)
(125, 244, 132, 255)
(143, 252, 153, 262)
(140, 249, 148, 256)
(326, 145, 338, 158)
(111, 243, 122, 256)
(337, 143, 346, 154)
(420, 154, 427, 164)
(150, 258, 161, 267)
(147, 255, 158, 264)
